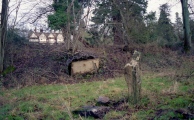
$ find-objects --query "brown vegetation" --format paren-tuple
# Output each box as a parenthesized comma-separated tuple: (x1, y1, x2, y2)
(2, 42, 194, 88)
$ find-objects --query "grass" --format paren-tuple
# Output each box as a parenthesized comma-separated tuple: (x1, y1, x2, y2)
(0, 78, 127, 119)
(104, 111, 127, 120)
(0, 73, 194, 119)
(137, 73, 194, 119)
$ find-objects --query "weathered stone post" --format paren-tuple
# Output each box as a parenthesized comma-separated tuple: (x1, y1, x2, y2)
(124, 51, 141, 104)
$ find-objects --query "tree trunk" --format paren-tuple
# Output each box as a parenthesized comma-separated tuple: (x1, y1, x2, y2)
(0, 0, 9, 73)
(181, 0, 192, 52)
(112, 0, 132, 45)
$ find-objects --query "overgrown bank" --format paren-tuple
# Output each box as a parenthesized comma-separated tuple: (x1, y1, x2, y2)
(1, 43, 194, 88)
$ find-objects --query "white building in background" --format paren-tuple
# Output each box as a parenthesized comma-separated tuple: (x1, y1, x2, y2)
(57, 34, 64, 44)
(48, 33, 55, 44)
(29, 32, 39, 42)
(28, 29, 64, 44)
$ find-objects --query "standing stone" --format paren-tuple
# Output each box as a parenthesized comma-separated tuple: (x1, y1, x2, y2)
(124, 51, 141, 104)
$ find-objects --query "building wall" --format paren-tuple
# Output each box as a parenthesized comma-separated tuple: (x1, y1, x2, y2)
(29, 33, 39, 42)
(29, 39, 39, 42)
(39, 33, 47, 43)
(48, 38, 56, 44)
(57, 34, 64, 43)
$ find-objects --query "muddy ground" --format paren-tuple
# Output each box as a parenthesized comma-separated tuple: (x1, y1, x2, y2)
(73, 98, 194, 119)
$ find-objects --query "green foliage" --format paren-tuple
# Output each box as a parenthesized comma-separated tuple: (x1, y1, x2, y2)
(85, 29, 101, 46)
(168, 97, 191, 108)
(1, 65, 16, 76)
(130, 25, 152, 43)
(140, 96, 150, 107)
(157, 3, 176, 45)
(129, 6, 156, 44)
(0, 104, 12, 120)
(174, 12, 183, 41)
(7, 28, 28, 45)
(52, 0, 68, 12)
(145, 11, 157, 24)
(144, 11, 158, 42)
(48, 0, 83, 30)
(92, 0, 121, 24)
(91, 0, 148, 44)
(48, 0, 69, 30)
(48, 11, 68, 29)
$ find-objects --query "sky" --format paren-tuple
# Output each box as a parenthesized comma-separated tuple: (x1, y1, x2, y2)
(0, 0, 186, 29)
(147, 0, 182, 23)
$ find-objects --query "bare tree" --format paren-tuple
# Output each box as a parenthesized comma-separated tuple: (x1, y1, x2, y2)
(0, 0, 48, 73)
(0, 0, 9, 73)
(181, 0, 192, 52)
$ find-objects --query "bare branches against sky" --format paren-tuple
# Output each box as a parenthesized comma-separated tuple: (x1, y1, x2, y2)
(0, 0, 53, 29)
(1, 0, 194, 29)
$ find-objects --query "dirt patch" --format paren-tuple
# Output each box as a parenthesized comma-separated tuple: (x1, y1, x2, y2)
(73, 98, 133, 119)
